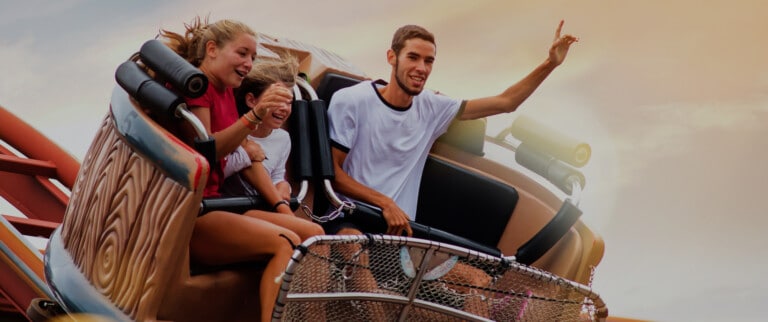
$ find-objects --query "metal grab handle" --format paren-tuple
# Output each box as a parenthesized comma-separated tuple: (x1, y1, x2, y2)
(294, 77, 351, 211)
(139, 39, 208, 98)
(114, 60, 210, 142)
(504, 115, 591, 168)
(515, 142, 586, 196)
(289, 83, 313, 204)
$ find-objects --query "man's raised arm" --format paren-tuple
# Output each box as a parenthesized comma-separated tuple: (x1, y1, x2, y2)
(460, 20, 578, 120)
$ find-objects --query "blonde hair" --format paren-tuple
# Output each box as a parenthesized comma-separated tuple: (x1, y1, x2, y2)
(160, 16, 256, 67)
(235, 53, 300, 115)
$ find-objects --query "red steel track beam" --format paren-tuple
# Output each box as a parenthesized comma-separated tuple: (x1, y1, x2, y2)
(2, 215, 58, 239)
(0, 140, 69, 223)
(0, 171, 68, 223)
(0, 154, 57, 178)
(0, 217, 51, 321)
(0, 106, 80, 189)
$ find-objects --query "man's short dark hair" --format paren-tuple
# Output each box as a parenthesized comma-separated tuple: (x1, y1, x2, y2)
(391, 25, 435, 55)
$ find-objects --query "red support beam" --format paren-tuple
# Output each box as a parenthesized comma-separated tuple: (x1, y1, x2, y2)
(0, 262, 37, 321)
(0, 172, 67, 223)
(2, 216, 58, 239)
(0, 295, 31, 321)
(0, 155, 57, 178)
(0, 106, 80, 189)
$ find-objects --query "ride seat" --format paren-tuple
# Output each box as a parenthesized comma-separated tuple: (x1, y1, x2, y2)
(316, 73, 508, 249)
(45, 87, 265, 322)
(416, 156, 518, 250)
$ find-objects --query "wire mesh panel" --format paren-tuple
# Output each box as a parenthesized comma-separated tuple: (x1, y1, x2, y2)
(273, 235, 606, 322)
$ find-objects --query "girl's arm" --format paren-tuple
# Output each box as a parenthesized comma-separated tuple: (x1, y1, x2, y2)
(240, 164, 293, 215)
(275, 181, 291, 201)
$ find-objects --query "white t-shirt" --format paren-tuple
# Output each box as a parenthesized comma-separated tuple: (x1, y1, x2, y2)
(220, 128, 291, 196)
(328, 80, 463, 219)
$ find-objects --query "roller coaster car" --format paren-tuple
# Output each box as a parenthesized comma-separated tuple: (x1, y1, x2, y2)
(37, 36, 606, 321)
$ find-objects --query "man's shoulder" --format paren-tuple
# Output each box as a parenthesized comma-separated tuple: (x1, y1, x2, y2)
(328, 80, 375, 113)
(333, 80, 373, 98)
(414, 87, 453, 102)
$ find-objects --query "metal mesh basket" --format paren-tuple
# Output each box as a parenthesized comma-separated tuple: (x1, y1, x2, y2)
(273, 235, 607, 322)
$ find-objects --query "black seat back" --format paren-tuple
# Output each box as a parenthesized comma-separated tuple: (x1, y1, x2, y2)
(315, 72, 363, 104)
(316, 72, 512, 249)
(416, 157, 518, 249)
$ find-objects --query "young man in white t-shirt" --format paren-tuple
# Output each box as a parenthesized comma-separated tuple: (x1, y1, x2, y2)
(325, 21, 578, 237)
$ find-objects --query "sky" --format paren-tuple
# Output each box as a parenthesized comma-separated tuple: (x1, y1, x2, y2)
(2, 1, 767, 321)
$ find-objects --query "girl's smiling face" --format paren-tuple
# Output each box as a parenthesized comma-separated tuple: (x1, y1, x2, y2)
(247, 83, 293, 131)
(204, 32, 257, 89)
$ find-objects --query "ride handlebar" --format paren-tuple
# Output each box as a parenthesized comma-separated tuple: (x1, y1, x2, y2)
(515, 143, 585, 195)
(115, 61, 184, 120)
(139, 39, 208, 98)
(507, 115, 591, 168)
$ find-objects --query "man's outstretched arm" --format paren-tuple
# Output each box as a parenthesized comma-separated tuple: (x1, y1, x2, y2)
(330, 147, 414, 236)
(460, 20, 578, 120)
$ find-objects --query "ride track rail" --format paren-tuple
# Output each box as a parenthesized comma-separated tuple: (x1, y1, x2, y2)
(0, 106, 78, 320)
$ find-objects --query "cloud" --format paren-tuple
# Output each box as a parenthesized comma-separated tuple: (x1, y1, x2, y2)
(0, 38, 42, 103)
(0, 1, 83, 28)
(615, 97, 767, 156)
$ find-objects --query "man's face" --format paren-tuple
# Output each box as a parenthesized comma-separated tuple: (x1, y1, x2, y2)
(393, 38, 435, 96)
